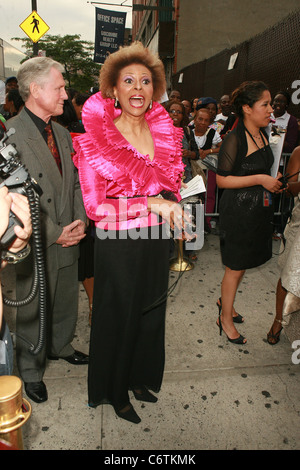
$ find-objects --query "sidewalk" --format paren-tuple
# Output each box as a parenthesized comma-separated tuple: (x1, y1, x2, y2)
(2, 233, 300, 450)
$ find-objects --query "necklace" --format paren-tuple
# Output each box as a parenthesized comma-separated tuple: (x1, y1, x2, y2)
(244, 125, 266, 152)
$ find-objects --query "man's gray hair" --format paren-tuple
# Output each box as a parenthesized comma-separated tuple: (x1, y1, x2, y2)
(17, 57, 65, 102)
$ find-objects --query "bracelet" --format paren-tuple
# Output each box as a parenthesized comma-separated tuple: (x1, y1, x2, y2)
(0, 244, 31, 264)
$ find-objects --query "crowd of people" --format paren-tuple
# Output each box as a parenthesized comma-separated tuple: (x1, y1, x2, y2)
(163, 87, 300, 232)
(0, 42, 299, 426)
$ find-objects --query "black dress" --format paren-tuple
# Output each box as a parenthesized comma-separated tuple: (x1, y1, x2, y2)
(88, 226, 170, 410)
(217, 120, 274, 270)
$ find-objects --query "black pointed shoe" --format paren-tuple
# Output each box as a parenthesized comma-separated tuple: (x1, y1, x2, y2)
(25, 381, 48, 403)
(132, 386, 158, 403)
(114, 403, 141, 424)
(48, 350, 89, 364)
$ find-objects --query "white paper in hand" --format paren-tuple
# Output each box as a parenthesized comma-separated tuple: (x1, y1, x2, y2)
(180, 175, 206, 199)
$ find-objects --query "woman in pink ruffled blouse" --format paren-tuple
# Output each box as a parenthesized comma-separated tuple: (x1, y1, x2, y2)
(73, 42, 189, 424)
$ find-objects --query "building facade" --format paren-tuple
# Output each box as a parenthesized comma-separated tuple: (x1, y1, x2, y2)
(132, 0, 176, 91)
(0, 39, 27, 82)
(132, 0, 300, 95)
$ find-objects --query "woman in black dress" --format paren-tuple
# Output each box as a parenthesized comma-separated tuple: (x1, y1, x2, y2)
(216, 81, 283, 344)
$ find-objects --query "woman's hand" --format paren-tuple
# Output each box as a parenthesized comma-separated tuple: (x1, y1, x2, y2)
(217, 173, 284, 193)
(147, 197, 195, 241)
(182, 149, 196, 160)
(258, 174, 284, 193)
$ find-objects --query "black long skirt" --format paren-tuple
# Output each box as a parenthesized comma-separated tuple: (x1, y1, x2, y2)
(88, 225, 170, 410)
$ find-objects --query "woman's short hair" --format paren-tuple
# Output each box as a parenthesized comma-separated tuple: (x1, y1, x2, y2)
(231, 81, 269, 118)
(6, 88, 24, 112)
(99, 41, 166, 102)
(195, 108, 211, 119)
(17, 57, 65, 102)
(274, 90, 291, 106)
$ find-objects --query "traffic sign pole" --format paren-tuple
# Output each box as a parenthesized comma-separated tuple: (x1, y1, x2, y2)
(32, 0, 38, 56)
(19, 2, 50, 56)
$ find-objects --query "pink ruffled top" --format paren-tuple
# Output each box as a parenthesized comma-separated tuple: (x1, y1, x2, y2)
(72, 92, 184, 231)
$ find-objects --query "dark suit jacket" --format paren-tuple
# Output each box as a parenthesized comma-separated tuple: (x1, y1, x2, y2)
(6, 108, 86, 269)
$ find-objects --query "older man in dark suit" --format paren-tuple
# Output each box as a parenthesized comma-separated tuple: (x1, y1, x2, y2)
(6, 57, 87, 403)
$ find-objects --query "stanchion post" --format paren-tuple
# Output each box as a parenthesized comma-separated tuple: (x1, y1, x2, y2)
(0, 376, 31, 450)
(169, 239, 194, 272)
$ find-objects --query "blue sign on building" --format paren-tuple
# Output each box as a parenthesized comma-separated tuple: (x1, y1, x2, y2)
(94, 8, 127, 64)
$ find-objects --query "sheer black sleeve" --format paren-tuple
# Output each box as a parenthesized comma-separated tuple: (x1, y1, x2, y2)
(217, 130, 239, 176)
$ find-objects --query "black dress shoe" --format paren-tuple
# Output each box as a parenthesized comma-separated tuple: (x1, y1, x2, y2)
(48, 350, 89, 365)
(114, 403, 141, 424)
(132, 386, 158, 403)
(25, 381, 48, 403)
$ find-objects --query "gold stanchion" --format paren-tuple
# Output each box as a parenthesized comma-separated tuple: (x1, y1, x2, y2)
(169, 239, 194, 272)
(0, 376, 31, 450)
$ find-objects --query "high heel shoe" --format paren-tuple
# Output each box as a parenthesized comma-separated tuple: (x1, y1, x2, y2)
(217, 297, 244, 323)
(267, 319, 283, 345)
(217, 302, 247, 344)
(114, 403, 141, 424)
(132, 386, 158, 403)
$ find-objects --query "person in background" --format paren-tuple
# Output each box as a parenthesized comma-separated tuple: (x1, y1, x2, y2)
(73, 42, 191, 424)
(189, 97, 200, 123)
(216, 81, 283, 345)
(193, 108, 222, 231)
(72, 92, 90, 123)
(166, 100, 201, 260)
(56, 98, 95, 326)
(66, 87, 78, 100)
(5, 76, 18, 93)
(169, 89, 181, 102)
(216, 94, 233, 131)
(196, 96, 222, 133)
(271, 91, 298, 154)
(0, 187, 32, 376)
(6, 57, 87, 404)
(270, 91, 299, 240)
(165, 100, 199, 183)
(4, 89, 24, 118)
(182, 99, 192, 120)
(56, 97, 85, 133)
(267, 145, 300, 344)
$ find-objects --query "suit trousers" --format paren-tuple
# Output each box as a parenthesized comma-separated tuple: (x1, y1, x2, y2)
(15, 246, 79, 382)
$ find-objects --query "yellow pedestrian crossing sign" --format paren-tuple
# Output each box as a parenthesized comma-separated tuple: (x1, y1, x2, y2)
(19, 11, 50, 43)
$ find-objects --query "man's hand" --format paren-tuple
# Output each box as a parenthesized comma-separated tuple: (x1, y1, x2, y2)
(7, 193, 32, 253)
(56, 220, 86, 247)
